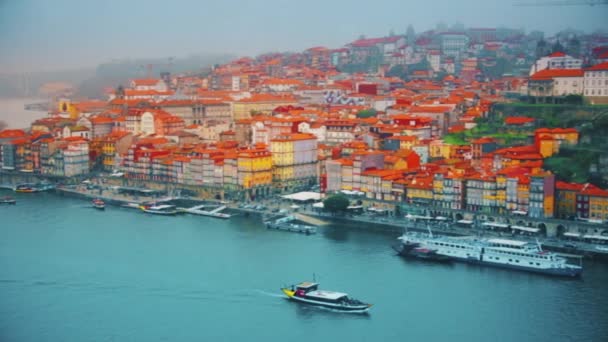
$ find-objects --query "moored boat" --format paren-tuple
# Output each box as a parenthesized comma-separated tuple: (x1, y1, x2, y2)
(92, 198, 105, 210)
(0, 196, 17, 205)
(14, 184, 36, 193)
(398, 232, 583, 277)
(392, 241, 451, 262)
(281, 282, 372, 313)
(14, 183, 55, 193)
(140, 204, 178, 215)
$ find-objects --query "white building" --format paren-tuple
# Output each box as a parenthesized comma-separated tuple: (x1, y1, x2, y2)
(439, 33, 470, 60)
(529, 52, 583, 76)
(584, 62, 608, 101)
(427, 51, 441, 72)
(130, 79, 168, 92)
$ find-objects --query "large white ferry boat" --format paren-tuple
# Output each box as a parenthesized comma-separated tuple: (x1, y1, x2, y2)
(398, 232, 582, 277)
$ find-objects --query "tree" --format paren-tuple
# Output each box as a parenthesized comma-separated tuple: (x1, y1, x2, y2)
(406, 25, 416, 44)
(323, 194, 350, 213)
(356, 109, 377, 118)
(386, 65, 407, 80)
(116, 85, 125, 99)
(551, 40, 565, 54)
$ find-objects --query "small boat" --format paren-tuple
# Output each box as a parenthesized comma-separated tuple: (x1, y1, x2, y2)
(140, 204, 178, 215)
(14, 184, 36, 193)
(0, 196, 16, 205)
(14, 183, 55, 193)
(265, 215, 317, 235)
(392, 242, 451, 262)
(281, 282, 372, 313)
(92, 198, 105, 210)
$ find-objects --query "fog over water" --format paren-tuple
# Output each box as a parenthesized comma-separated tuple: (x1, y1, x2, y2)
(0, 98, 48, 129)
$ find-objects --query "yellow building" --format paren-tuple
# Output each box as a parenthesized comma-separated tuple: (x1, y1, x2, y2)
(237, 148, 273, 189)
(429, 140, 451, 159)
(538, 136, 559, 158)
(406, 176, 434, 205)
(588, 190, 608, 221)
(270, 133, 318, 192)
(57, 100, 80, 119)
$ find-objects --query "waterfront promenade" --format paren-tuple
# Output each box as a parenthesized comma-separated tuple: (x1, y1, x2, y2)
(39, 183, 608, 260)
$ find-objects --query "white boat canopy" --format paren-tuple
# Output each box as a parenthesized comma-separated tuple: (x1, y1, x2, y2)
(306, 290, 348, 301)
(510, 225, 540, 233)
(563, 232, 581, 238)
(481, 222, 510, 228)
(456, 219, 474, 225)
(281, 192, 322, 202)
(583, 234, 608, 241)
(312, 202, 324, 208)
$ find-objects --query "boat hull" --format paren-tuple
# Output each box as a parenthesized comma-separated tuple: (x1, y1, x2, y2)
(458, 257, 582, 277)
(281, 288, 371, 313)
(392, 244, 452, 263)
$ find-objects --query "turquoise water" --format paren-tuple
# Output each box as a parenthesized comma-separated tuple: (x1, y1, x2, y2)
(1, 191, 607, 342)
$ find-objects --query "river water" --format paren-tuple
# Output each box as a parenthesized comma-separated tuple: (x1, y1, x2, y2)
(0, 98, 48, 129)
(1, 191, 607, 342)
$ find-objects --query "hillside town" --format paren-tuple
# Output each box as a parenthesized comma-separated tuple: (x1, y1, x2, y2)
(1, 26, 608, 227)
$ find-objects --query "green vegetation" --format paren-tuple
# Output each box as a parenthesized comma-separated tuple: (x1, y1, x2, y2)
(493, 103, 608, 186)
(443, 134, 468, 145)
(443, 116, 529, 147)
(356, 109, 378, 118)
(323, 194, 350, 213)
(544, 145, 607, 187)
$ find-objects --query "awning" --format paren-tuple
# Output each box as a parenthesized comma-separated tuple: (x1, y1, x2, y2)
(456, 219, 473, 225)
(510, 225, 540, 233)
(481, 222, 509, 228)
(563, 232, 581, 238)
(281, 192, 322, 202)
(290, 204, 301, 209)
(434, 216, 448, 221)
(406, 214, 433, 220)
(583, 235, 608, 241)
(312, 202, 324, 208)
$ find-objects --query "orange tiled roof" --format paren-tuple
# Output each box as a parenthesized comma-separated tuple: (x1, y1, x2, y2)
(530, 69, 583, 80)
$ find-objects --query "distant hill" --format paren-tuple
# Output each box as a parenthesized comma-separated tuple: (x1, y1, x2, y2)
(0, 53, 236, 100)
(0, 68, 95, 99)
(75, 53, 236, 99)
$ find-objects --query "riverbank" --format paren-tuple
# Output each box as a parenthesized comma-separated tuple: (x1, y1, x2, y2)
(44, 185, 608, 260)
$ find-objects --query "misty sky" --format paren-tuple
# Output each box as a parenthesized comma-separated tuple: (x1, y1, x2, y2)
(1, 0, 606, 73)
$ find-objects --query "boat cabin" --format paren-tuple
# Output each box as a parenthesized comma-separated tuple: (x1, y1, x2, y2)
(295, 282, 319, 295)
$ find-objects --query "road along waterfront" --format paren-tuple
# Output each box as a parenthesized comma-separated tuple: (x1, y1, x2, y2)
(1, 189, 608, 341)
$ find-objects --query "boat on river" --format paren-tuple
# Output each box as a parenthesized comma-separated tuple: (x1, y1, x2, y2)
(181, 205, 231, 219)
(140, 204, 178, 215)
(14, 183, 55, 193)
(281, 281, 372, 313)
(398, 232, 583, 277)
(265, 215, 317, 235)
(0, 196, 16, 205)
(92, 198, 105, 210)
(392, 241, 451, 262)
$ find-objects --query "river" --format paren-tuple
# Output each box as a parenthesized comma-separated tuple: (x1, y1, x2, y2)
(0, 98, 48, 129)
(1, 191, 607, 342)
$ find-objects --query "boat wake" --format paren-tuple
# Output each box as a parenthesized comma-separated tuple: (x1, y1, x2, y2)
(250, 289, 285, 298)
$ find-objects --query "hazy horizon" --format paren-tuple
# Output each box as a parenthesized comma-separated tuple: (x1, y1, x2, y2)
(1, 0, 607, 73)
